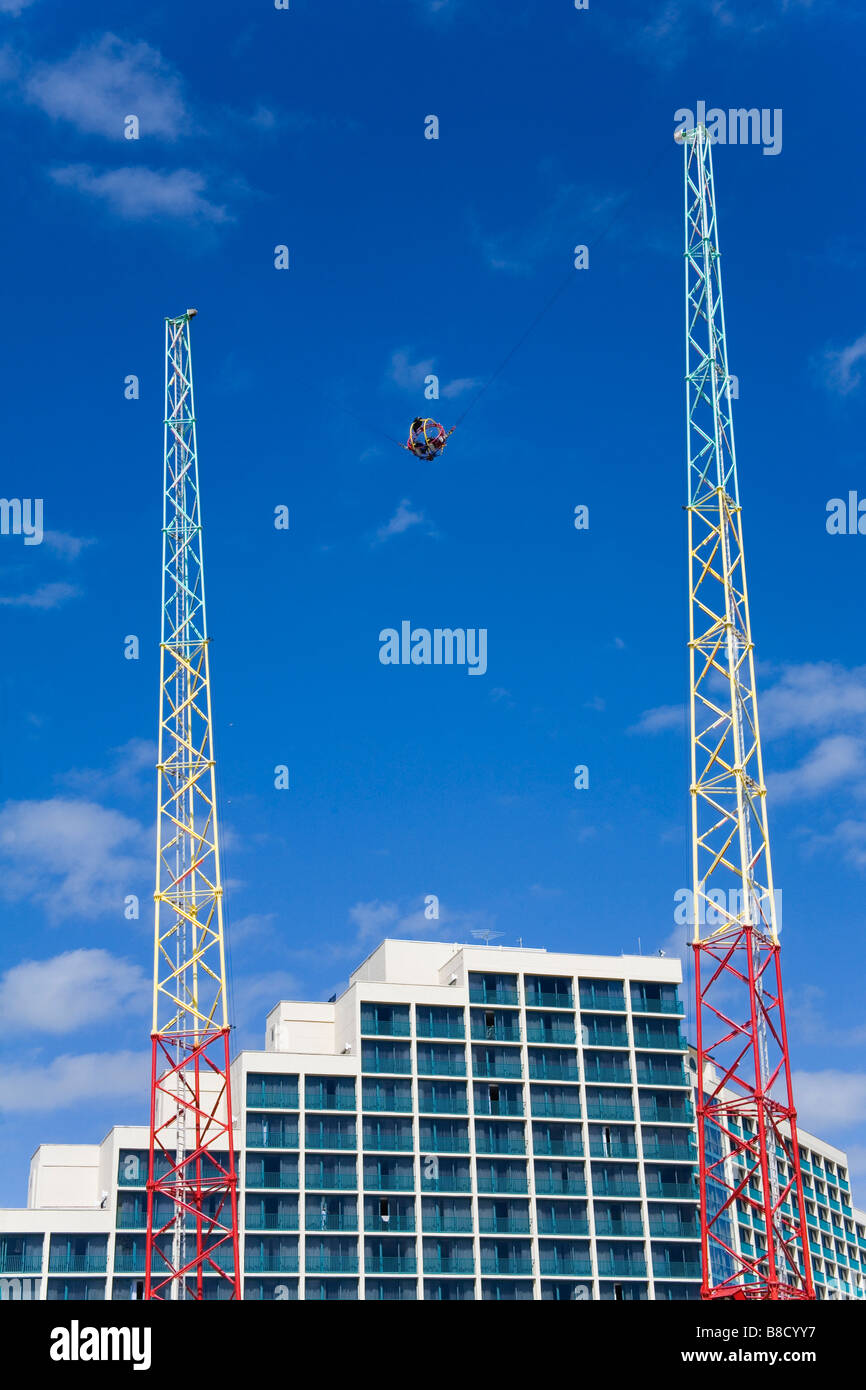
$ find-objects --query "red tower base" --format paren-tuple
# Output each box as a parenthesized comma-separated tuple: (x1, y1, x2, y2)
(145, 1028, 241, 1300)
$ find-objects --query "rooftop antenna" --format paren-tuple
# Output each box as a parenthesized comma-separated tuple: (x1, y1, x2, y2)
(470, 929, 504, 947)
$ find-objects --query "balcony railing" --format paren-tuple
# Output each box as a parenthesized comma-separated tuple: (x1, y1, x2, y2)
(639, 1098, 694, 1124)
(418, 1096, 469, 1115)
(533, 1136, 584, 1157)
(480, 1256, 533, 1276)
(586, 1100, 634, 1121)
(424, 1256, 476, 1274)
(365, 1255, 417, 1274)
(362, 1132, 414, 1152)
(475, 1134, 525, 1156)
(422, 1216, 473, 1234)
(113, 1254, 147, 1274)
(529, 1062, 580, 1082)
(305, 1254, 359, 1274)
(365, 1215, 416, 1233)
(536, 1218, 589, 1236)
(539, 1256, 593, 1276)
(591, 1177, 641, 1198)
(48, 1253, 108, 1274)
(421, 1175, 473, 1194)
(631, 996, 684, 1016)
(583, 1063, 631, 1084)
(246, 1131, 299, 1150)
(245, 1212, 299, 1231)
(246, 1086, 299, 1109)
(531, 1098, 581, 1119)
(649, 1216, 700, 1239)
(579, 991, 625, 1013)
(589, 1141, 637, 1159)
(644, 1179, 697, 1200)
(526, 991, 574, 1010)
(596, 1256, 647, 1277)
(303, 1215, 357, 1232)
(362, 1057, 413, 1076)
(0, 1255, 43, 1275)
(416, 1019, 465, 1040)
(245, 1169, 298, 1190)
(417, 1058, 466, 1078)
(469, 985, 519, 1007)
(420, 1135, 471, 1154)
(244, 1253, 299, 1274)
(525, 1023, 578, 1045)
(364, 1174, 416, 1192)
(304, 1173, 358, 1191)
(360, 1019, 411, 1037)
(641, 1141, 696, 1161)
(474, 1096, 524, 1118)
(635, 1066, 687, 1087)
(479, 1216, 532, 1234)
(361, 1096, 414, 1113)
(475, 1174, 528, 1195)
(593, 1218, 644, 1238)
(652, 1258, 701, 1279)
(304, 1093, 356, 1112)
(632, 1028, 687, 1050)
(473, 1059, 522, 1080)
(305, 1132, 355, 1151)
(470, 1022, 522, 1043)
(534, 1175, 586, 1196)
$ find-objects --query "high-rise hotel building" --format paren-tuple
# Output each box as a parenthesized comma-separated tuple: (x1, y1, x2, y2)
(0, 940, 862, 1300)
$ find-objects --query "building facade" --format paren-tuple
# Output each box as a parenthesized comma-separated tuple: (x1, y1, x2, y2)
(0, 939, 862, 1301)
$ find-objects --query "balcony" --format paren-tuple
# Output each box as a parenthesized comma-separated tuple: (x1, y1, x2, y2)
(365, 1253, 417, 1274)
(473, 1055, 522, 1081)
(245, 1211, 299, 1232)
(525, 1023, 578, 1045)
(596, 1255, 647, 1278)
(593, 1217, 644, 1238)
(641, 1139, 696, 1161)
(417, 1056, 467, 1079)
(48, 1251, 108, 1275)
(424, 1255, 475, 1275)
(423, 1215, 473, 1234)
(475, 1131, 526, 1156)
(583, 1023, 629, 1048)
(246, 1128, 299, 1150)
(304, 1214, 357, 1232)
(531, 1095, 581, 1120)
(631, 991, 683, 1016)
(305, 1172, 357, 1192)
(635, 1063, 687, 1087)
(645, 1177, 697, 1200)
(305, 1129, 356, 1152)
(479, 1215, 532, 1235)
(639, 1097, 694, 1124)
(534, 1173, 586, 1197)
(113, 1254, 147, 1274)
(419, 1132, 471, 1154)
(539, 1254, 592, 1277)
(589, 1139, 637, 1159)
(305, 1254, 359, 1275)
(528, 1058, 580, 1083)
(245, 1167, 298, 1190)
(649, 1215, 700, 1239)
(416, 1009, 465, 1040)
(305, 1090, 356, 1112)
(525, 991, 574, 1011)
(591, 1176, 641, 1198)
(476, 1172, 528, 1196)
(421, 1173, 473, 1194)
(583, 1061, 631, 1084)
(652, 1256, 702, 1279)
(579, 987, 625, 1012)
(469, 979, 519, 1007)
(361, 1050, 412, 1076)
(586, 1097, 634, 1122)
(632, 1025, 686, 1050)
(471, 1017, 522, 1044)
(474, 1090, 523, 1118)
(243, 1251, 299, 1274)
(360, 1017, 411, 1038)
(0, 1254, 42, 1274)
(364, 1173, 415, 1193)
(245, 1083, 299, 1109)
(363, 1132, 414, 1153)
(537, 1217, 589, 1237)
(533, 1133, 584, 1158)
(361, 1089, 413, 1114)
(480, 1254, 533, 1276)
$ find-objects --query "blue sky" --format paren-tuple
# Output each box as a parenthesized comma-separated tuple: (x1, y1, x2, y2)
(1, 0, 865, 1205)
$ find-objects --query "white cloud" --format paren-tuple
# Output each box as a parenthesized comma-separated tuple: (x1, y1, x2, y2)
(374, 498, 434, 544)
(760, 662, 866, 738)
(61, 738, 156, 800)
(0, 797, 148, 920)
(820, 331, 866, 395)
(0, 950, 147, 1033)
(43, 531, 94, 560)
(0, 1051, 147, 1113)
(0, 581, 80, 609)
(791, 1070, 866, 1137)
(768, 734, 866, 803)
(51, 165, 228, 223)
(387, 349, 478, 401)
(628, 702, 684, 734)
(25, 34, 188, 140)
